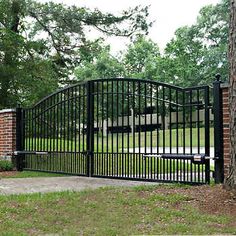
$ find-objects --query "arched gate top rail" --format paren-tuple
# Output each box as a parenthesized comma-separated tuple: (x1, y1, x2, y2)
(26, 78, 210, 110)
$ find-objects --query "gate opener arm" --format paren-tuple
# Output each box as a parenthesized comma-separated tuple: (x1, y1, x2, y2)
(13, 151, 49, 155)
(143, 154, 218, 161)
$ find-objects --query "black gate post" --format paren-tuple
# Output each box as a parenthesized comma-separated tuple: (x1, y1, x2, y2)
(213, 74, 224, 183)
(16, 105, 23, 171)
(86, 81, 94, 177)
(204, 86, 211, 184)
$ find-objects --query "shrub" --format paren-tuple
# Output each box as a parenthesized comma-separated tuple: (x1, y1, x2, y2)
(0, 160, 14, 171)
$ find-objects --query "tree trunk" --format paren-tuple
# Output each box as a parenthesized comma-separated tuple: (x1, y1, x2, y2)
(225, 0, 236, 190)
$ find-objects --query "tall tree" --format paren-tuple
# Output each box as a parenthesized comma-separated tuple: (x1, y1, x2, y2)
(122, 36, 161, 80)
(163, 0, 229, 87)
(75, 43, 124, 80)
(163, 26, 203, 86)
(0, 0, 151, 107)
(225, 0, 236, 190)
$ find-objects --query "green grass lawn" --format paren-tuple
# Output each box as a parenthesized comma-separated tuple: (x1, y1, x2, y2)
(0, 171, 66, 178)
(25, 127, 214, 152)
(21, 127, 213, 178)
(0, 185, 234, 235)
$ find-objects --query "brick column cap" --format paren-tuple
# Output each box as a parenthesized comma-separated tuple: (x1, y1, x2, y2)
(220, 83, 229, 88)
(0, 109, 16, 114)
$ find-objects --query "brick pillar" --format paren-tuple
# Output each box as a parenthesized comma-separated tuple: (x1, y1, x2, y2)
(0, 109, 16, 161)
(221, 84, 230, 178)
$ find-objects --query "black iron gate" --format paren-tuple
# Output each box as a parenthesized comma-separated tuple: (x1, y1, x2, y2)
(16, 78, 212, 184)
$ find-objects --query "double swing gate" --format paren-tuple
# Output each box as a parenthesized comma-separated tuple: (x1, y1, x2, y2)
(16, 78, 213, 184)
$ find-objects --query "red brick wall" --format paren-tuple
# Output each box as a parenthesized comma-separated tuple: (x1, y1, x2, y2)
(221, 85, 230, 178)
(0, 109, 16, 160)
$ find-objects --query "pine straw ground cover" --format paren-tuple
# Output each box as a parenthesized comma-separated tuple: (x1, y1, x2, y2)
(0, 184, 235, 235)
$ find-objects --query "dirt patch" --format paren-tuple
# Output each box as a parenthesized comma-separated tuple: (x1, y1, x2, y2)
(190, 185, 236, 217)
(0, 171, 18, 178)
(152, 185, 236, 217)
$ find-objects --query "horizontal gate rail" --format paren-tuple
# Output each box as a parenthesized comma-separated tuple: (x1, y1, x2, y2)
(14, 151, 48, 155)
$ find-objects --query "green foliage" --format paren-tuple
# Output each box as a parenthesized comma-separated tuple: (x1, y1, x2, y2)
(75, 44, 124, 80)
(0, 0, 151, 108)
(0, 160, 13, 171)
(75, 36, 162, 81)
(163, 0, 229, 86)
(122, 35, 161, 80)
(0, 0, 228, 108)
(75, 0, 228, 87)
(0, 0, 59, 107)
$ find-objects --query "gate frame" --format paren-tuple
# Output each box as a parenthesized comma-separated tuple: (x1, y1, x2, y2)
(15, 77, 224, 184)
(16, 105, 24, 171)
(213, 75, 224, 183)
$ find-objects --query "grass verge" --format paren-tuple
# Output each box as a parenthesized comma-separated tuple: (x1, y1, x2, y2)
(0, 171, 66, 178)
(0, 185, 235, 235)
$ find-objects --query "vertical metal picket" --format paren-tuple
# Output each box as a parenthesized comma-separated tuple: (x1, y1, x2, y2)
(86, 81, 94, 177)
(204, 86, 210, 184)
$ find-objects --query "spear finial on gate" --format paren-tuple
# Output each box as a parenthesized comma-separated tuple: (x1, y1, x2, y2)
(215, 73, 221, 81)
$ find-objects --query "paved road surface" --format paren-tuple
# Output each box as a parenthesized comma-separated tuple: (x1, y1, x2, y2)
(0, 176, 159, 195)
